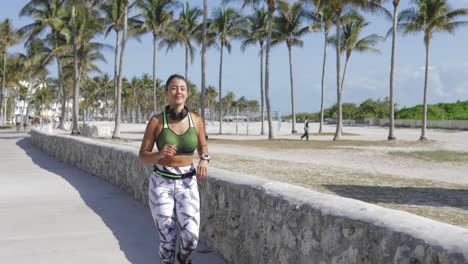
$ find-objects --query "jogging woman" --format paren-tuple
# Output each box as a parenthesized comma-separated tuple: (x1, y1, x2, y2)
(139, 74, 209, 264)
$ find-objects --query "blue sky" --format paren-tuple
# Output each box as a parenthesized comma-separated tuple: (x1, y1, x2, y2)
(1, 0, 468, 114)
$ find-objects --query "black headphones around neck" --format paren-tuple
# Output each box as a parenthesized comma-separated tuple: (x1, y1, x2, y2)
(165, 105, 189, 121)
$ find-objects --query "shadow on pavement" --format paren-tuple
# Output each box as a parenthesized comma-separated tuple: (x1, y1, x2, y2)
(16, 138, 160, 264)
(324, 184, 468, 210)
(16, 137, 224, 264)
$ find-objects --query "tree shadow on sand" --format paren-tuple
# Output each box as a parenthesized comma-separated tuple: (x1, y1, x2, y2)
(323, 185, 468, 210)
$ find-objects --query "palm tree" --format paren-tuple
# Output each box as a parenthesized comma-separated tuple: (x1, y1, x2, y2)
(230, 0, 280, 139)
(0, 19, 20, 125)
(272, 0, 316, 134)
(314, 0, 384, 140)
(241, 7, 268, 135)
(22, 39, 49, 127)
(139, 73, 152, 119)
(200, 0, 208, 124)
(138, 0, 175, 115)
(20, 0, 69, 129)
(388, 0, 400, 140)
(400, 0, 468, 140)
(209, 6, 243, 134)
(206, 85, 218, 122)
(101, 0, 125, 125)
(330, 14, 383, 99)
(34, 77, 59, 117)
(101, 1, 141, 136)
(65, 0, 104, 134)
(113, 0, 129, 138)
(163, 2, 202, 81)
(309, 1, 334, 133)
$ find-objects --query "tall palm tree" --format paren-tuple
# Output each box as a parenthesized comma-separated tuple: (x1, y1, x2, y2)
(20, 0, 69, 129)
(330, 14, 383, 97)
(101, 0, 125, 125)
(138, 0, 174, 115)
(210, 6, 243, 134)
(309, 1, 334, 133)
(272, 0, 316, 134)
(101, 1, 141, 136)
(163, 2, 202, 81)
(317, 0, 384, 140)
(0, 19, 20, 125)
(241, 7, 268, 135)
(66, 0, 104, 134)
(200, 0, 208, 123)
(113, 0, 129, 138)
(388, 0, 400, 140)
(22, 39, 49, 127)
(400, 0, 468, 140)
(231, 0, 279, 139)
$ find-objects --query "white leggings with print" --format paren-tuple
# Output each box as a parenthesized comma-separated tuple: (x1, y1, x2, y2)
(148, 164, 200, 264)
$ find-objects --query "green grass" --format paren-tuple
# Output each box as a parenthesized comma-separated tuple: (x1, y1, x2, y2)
(388, 150, 468, 162)
(209, 138, 430, 149)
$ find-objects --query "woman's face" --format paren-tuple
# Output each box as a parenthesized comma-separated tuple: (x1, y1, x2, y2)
(166, 78, 188, 106)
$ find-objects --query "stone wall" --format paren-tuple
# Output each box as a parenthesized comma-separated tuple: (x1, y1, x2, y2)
(30, 129, 468, 264)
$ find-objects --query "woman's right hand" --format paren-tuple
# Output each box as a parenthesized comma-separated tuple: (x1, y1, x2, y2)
(160, 144, 177, 159)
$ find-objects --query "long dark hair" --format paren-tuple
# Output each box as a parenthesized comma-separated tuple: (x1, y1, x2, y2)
(165, 74, 187, 91)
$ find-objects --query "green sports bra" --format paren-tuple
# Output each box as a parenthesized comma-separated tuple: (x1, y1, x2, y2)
(156, 111, 199, 155)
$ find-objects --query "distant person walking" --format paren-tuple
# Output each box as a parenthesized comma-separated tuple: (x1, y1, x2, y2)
(300, 118, 310, 141)
(15, 115, 22, 131)
(139, 74, 209, 264)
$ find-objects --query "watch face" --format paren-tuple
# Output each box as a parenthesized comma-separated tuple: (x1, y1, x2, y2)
(201, 154, 209, 160)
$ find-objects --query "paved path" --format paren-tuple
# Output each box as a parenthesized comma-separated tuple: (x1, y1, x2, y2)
(0, 129, 224, 264)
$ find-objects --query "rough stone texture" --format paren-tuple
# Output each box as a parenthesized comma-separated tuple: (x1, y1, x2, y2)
(30, 129, 468, 264)
(81, 124, 112, 137)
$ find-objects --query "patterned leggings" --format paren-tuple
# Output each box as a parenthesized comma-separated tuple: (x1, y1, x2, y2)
(148, 165, 200, 264)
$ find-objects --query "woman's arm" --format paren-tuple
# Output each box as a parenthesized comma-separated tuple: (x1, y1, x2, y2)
(193, 112, 208, 179)
(139, 115, 176, 164)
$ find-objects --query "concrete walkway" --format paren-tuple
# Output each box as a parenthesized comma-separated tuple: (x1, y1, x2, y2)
(0, 129, 225, 264)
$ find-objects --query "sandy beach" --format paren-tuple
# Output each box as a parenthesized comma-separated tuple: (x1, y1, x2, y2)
(55, 120, 468, 227)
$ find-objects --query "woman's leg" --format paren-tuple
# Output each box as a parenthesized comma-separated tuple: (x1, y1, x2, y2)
(148, 174, 178, 264)
(175, 176, 200, 260)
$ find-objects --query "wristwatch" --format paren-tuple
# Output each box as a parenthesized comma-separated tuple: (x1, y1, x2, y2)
(200, 153, 210, 163)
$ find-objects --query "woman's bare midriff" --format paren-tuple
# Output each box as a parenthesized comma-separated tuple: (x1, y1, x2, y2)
(158, 155, 194, 167)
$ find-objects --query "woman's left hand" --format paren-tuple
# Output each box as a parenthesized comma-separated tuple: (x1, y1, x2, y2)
(196, 159, 208, 180)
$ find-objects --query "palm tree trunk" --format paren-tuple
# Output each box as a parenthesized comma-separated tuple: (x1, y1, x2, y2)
(54, 32, 67, 130)
(319, 29, 328, 133)
(24, 65, 33, 127)
(185, 46, 189, 81)
(388, 1, 398, 140)
(113, 2, 128, 138)
(152, 35, 158, 114)
(104, 81, 108, 120)
(133, 84, 136, 123)
(200, 0, 207, 129)
(265, 10, 275, 139)
(341, 56, 350, 91)
(218, 44, 224, 134)
(420, 39, 430, 140)
(334, 16, 343, 141)
(113, 30, 120, 120)
(57, 56, 67, 129)
(1, 52, 6, 125)
(71, 5, 80, 135)
(287, 44, 297, 134)
(260, 42, 265, 135)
